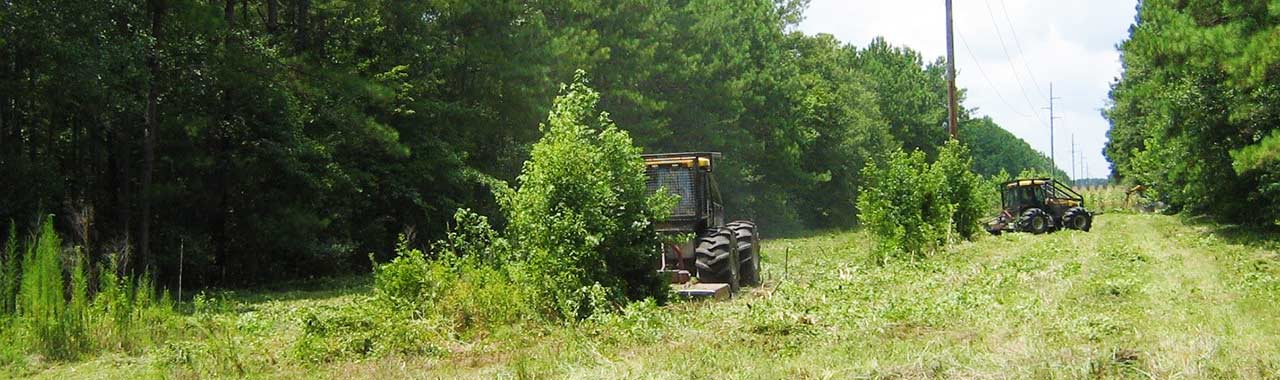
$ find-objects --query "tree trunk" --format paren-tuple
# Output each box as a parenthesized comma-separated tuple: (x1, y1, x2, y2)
(71, 115, 79, 197)
(109, 117, 131, 273)
(266, 0, 278, 33)
(212, 0, 236, 284)
(141, 0, 165, 275)
(224, 0, 234, 26)
(295, 0, 310, 49)
(0, 80, 5, 151)
(240, 0, 249, 28)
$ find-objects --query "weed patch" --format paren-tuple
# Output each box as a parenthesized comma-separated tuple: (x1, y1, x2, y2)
(0, 217, 179, 375)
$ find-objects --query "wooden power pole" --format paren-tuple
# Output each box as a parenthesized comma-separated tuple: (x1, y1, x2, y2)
(946, 0, 959, 140)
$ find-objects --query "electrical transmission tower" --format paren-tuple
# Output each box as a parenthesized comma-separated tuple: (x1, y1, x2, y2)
(1044, 83, 1062, 178)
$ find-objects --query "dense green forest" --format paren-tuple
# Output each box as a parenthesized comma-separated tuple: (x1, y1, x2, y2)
(1105, 0, 1280, 224)
(0, 0, 1059, 287)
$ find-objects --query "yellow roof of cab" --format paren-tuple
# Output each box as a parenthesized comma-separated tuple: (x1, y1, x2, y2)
(1006, 179, 1050, 188)
(644, 156, 711, 168)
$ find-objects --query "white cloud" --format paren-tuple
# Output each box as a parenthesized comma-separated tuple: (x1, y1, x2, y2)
(799, 0, 1137, 179)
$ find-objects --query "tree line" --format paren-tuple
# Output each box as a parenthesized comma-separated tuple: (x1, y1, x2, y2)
(0, 0, 1060, 287)
(1105, 0, 1280, 224)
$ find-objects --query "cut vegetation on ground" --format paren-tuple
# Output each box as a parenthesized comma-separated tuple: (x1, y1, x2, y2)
(14, 213, 1280, 379)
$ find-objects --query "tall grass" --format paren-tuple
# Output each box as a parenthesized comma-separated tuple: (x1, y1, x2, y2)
(1076, 185, 1130, 213)
(1, 216, 178, 373)
(1, 223, 18, 314)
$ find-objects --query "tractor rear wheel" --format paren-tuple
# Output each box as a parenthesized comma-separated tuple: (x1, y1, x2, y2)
(1019, 208, 1050, 234)
(695, 227, 740, 291)
(726, 221, 760, 287)
(1064, 207, 1093, 232)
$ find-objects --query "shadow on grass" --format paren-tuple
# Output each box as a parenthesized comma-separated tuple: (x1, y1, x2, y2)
(177, 274, 374, 315)
(767, 226, 860, 241)
(1180, 213, 1280, 251)
(1211, 225, 1280, 250)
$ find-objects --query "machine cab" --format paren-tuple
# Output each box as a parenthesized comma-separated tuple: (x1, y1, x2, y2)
(641, 152, 724, 234)
(1001, 178, 1083, 213)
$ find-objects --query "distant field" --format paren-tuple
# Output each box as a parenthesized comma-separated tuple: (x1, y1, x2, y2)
(15, 214, 1280, 379)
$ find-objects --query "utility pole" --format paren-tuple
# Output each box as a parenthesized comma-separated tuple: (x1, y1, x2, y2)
(1084, 157, 1089, 181)
(1071, 134, 1076, 184)
(1079, 145, 1086, 180)
(946, 0, 959, 140)
(1043, 82, 1062, 178)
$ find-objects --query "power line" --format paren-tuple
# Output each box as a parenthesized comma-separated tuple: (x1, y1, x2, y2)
(957, 32, 1032, 117)
(982, 0, 1045, 125)
(997, 0, 1049, 101)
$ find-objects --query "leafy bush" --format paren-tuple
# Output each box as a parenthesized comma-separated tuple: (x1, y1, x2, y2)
(502, 70, 674, 318)
(371, 237, 450, 316)
(935, 141, 994, 240)
(297, 210, 529, 362)
(986, 169, 1013, 213)
(859, 143, 994, 261)
(371, 209, 529, 326)
(858, 149, 952, 262)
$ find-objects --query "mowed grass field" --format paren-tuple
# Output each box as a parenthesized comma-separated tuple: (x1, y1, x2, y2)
(19, 213, 1280, 379)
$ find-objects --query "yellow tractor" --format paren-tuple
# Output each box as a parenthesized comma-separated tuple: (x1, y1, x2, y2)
(986, 178, 1093, 235)
(642, 152, 759, 298)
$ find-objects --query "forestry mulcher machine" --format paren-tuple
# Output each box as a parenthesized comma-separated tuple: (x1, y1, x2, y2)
(642, 152, 759, 298)
(986, 178, 1094, 235)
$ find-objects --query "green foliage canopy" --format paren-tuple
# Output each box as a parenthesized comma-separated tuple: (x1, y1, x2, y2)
(1104, 0, 1280, 223)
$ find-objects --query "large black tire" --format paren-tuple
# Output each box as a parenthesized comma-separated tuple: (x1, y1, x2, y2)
(1018, 208, 1050, 234)
(1063, 207, 1093, 232)
(695, 227, 739, 291)
(726, 221, 760, 287)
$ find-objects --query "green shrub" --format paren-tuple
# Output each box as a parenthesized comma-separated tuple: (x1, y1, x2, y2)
(859, 149, 952, 262)
(18, 216, 72, 357)
(859, 142, 997, 261)
(299, 210, 523, 362)
(433, 264, 530, 332)
(502, 70, 674, 318)
(371, 209, 527, 324)
(935, 141, 994, 240)
(986, 169, 1012, 213)
(372, 237, 447, 315)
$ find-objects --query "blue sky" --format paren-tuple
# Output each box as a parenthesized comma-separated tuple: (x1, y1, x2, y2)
(798, 0, 1139, 179)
